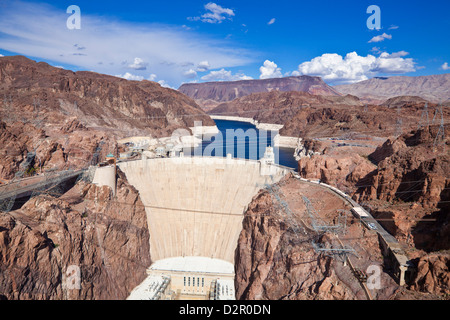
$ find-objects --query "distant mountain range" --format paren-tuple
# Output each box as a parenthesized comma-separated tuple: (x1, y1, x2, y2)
(334, 74, 450, 103)
(178, 76, 341, 110)
(178, 73, 450, 109)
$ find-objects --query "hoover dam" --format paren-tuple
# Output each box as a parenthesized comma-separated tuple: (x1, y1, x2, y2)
(92, 150, 290, 300)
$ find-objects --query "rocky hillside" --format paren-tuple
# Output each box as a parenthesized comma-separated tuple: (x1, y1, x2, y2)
(0, 168, 151, 300)
(0, 119, 118, 181)
(0, 55, 214, 138)
(208, 90, 445, 139)
(233, 176, 437, 300)
(296, 124, 449, 296)
(334, 74, 450, 103)
(355, 125, 450, 252)
(179, 76, 340, 110)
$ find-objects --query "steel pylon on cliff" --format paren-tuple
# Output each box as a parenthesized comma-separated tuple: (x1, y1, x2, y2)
(418, 103, 430, 129)
(433, 104, 446, 153)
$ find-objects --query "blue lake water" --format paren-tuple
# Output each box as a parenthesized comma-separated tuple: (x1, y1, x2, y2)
(185, 120, 298, 170)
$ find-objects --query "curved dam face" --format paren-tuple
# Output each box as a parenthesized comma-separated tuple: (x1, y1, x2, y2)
(118, 156, 288, 264)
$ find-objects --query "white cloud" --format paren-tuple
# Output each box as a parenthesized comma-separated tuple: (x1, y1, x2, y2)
(0, 54, 3, 57)
(388, 25, 399, 30)
(183, 68, 197, 79)
(188, 2, 235, 24)
(196, 60, 210, 72)
(0, 1, 254, 87)
(296, 51, 416, 85)
(128, 57, 148, 70)
(388, 51, 409, 58)
(267, 18, 276, 25)
(115, 72, 144, 81)
(370, 47, 381, 54)
(368, 33, 392, 43)
(440, 62, 450, 70)
(259, 60, 282, 79)
(148, 73, 157, 81)
(201, 68, 252, 81)
(158, 80, 175, 89)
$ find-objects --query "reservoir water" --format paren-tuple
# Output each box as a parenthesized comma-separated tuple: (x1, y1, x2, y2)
(185, 119, 298, 170)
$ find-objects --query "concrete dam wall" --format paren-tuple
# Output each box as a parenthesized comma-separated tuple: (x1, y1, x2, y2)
(116, 157, 289, 264)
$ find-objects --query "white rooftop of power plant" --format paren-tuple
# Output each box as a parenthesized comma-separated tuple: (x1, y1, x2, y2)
(127, 274, 170, 300)
(149, 256, 235, 275)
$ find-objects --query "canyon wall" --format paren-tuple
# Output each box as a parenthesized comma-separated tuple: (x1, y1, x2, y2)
(0, 169, 151, 300)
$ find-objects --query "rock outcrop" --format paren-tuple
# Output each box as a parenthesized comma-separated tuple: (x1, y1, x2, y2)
(411, 253, 450, 296)
(208, 90, 444, 140)
(356, 125, 450, 210)
(234, 190, 355, 300)
(0, 168, 151, 300)
(0, 120, 117, 181)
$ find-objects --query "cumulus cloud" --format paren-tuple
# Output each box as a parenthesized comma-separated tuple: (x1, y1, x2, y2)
(115, 72, 144, 81)
(188, 2, 235, 24)
(388, 51, 409, 58)
(370, 47, 381, 54)
(296, 51, 416, 84)
(368, 33, 392, 43)
(196, 60, 210, 72)
(183, 68, 198, 79)
(128, 57, 148, 70)
(201, 68, 252, 81)
(259, 60, 282, 79)
(148, 73, 157, 81)
(440, 62, 450, 70)
(267, 18, 276, 25)
(0, 54, 3, 57)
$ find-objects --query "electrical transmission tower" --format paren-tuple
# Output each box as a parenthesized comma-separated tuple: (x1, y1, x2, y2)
(2, 94, 13, 122)
(33, 97, 40, 113)
(301, 195, 354, 261)
(302, 195, 347, 234)
(396, 105, 403, 136)
(418, 103, 430, 129)
(433, 104, 446, 152)
(432, 107, 439, 124)
(265, 183, 306, 236)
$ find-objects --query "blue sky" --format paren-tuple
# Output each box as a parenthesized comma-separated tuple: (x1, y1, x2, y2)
(0, 0, 449, 88)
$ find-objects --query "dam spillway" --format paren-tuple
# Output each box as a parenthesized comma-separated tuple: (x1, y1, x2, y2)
(117, 156, 289, 264)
